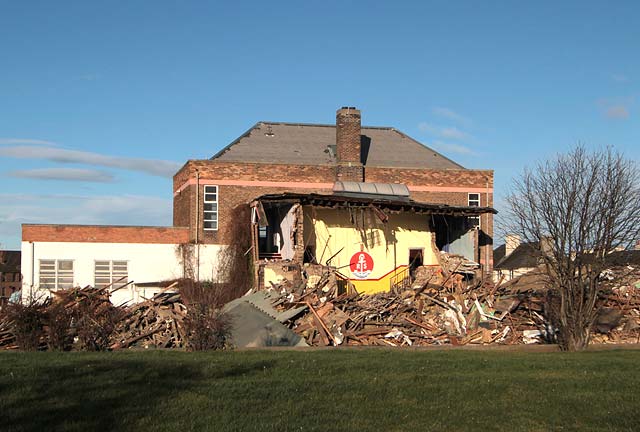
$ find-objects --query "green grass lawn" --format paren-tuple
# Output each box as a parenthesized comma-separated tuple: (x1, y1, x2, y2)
(0, 348, 639, 432)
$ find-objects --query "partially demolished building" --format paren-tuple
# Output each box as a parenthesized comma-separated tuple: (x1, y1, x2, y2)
(22, 107, 495, 303)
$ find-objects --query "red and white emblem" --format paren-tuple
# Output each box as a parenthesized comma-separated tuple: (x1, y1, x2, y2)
(350, 251, 374, 279)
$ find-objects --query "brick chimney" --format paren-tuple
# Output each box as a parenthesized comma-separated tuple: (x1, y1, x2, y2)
(505, 234, 520, 257)
(335, 106, 364, 182)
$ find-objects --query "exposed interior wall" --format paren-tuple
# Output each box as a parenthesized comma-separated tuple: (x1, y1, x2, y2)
(433, 215, 478, 262)
(302, 206, 437, 294)
(173, 160, 494, 273)
(261, 262, 301, 289)
(21, 241, 223, 305)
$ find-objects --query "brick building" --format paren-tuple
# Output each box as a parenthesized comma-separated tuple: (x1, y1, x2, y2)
(0, 250, 21, 307)
(173, 107, 494, 273)
(22, 107, 495, 302)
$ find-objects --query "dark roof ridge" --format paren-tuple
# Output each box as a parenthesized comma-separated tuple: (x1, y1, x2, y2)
(257, 121, 395, 130)
(211, 121, 398, 161)
(211, 122, 261, 160)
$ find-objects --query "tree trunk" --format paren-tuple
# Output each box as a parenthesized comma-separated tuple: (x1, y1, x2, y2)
(559, 325, 590, 351)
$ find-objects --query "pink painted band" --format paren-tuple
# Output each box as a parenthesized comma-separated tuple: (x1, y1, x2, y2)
(174, 178, 334, 195)
(174, 179, 492, 196)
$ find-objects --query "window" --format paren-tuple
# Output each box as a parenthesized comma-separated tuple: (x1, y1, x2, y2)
(258, 226, 267, 238)
(95, 260, 128, 289)
(39, 259, 74, 290)
(468, 193, 480, 207)
(468, 193, 481, 228)
(203, 185, 218, 230)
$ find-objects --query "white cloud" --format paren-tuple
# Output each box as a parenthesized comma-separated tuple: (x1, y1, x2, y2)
(431, 107, 470, 125)
(440, 127, 471, 140)
(0, 193, 173, 248)
(418, 122, 472, 141)
(611, 74, 629, 83)
(417, 122, 435, 133)
(8, 168, 115, 183)
(606, 105, 630, 119)
(598, 97, 633, 120)
(431, 140, 476, 156)
(0, 145, 181, 177)
(0, 138, 57, 146)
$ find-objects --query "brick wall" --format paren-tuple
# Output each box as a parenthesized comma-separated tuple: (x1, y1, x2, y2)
(173, 160, 336, 192)
(336, 163, 364, 182)
(174, 183, 334, 244)
(366, 167, 493, 188)
(23, 225, 190, 244)
(173, 187, 191, 227)
(173, 159, 495, 270)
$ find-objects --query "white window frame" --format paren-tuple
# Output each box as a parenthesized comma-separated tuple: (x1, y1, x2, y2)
(39, 259, 74, 290)
(203, 185, 218, 231)
(468, 193, 481, 228)
(94, 260, 129, 289)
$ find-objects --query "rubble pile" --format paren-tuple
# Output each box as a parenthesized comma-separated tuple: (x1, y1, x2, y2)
(0, 284, 190, 350)
(591, 265, 640, 344)
(1, 259, 639, 350)
(263, 260, 548, 347)
(110, 291, 187, 349)
(0, 317, 14, 348)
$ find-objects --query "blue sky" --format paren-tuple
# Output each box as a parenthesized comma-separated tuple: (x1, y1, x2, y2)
(1, 1, 638, 249)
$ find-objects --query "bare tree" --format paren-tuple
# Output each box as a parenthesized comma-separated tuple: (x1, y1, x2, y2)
(506, 146, 640, 350)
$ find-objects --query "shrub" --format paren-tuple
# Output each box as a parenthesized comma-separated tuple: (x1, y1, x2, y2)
(4, 300, 45, 351)
(180, 279, 232, 351)
(44, 300, 74, 351)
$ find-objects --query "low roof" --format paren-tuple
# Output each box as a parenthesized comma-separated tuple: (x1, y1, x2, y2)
(254, 192, 497, 216)
(494, 244, 640, 271)
(494, 243, 539, 270)
(211, 122, 465, 169)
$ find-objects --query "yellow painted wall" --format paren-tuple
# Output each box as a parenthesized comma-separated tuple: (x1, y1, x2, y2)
(304, 206, 437, 294)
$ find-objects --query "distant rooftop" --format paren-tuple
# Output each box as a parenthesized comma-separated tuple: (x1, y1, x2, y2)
(0, 250, 20, 273)
(211, 122, 465, 170)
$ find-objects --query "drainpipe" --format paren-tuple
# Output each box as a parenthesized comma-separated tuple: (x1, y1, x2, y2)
(485, 178, 490, 280)
(31, 242, 35, 297)
(195, 170, 200, 282)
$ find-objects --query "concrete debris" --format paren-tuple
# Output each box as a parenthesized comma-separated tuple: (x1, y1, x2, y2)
(224, 301, 307, 348)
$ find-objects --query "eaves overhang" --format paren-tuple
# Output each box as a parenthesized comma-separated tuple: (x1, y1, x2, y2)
(252, 192, 497, 217)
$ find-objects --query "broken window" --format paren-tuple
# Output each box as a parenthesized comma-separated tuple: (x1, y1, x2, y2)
(468, 193, 480, 228)
(365, 230, 382, 247)
(95, 260, 128, 289)
(39, 259, 74, 290)
(203, 185, 218, 231)
(409, 248, 424, 270)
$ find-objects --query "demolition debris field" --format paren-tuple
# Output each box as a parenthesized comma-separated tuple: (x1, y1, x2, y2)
(1, 349, 640, 432)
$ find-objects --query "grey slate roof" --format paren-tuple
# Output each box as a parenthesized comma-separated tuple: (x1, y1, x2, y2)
(494, 243, 539, 270)
(494, 244, 640, 270)
(211, 122, 465, 169)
